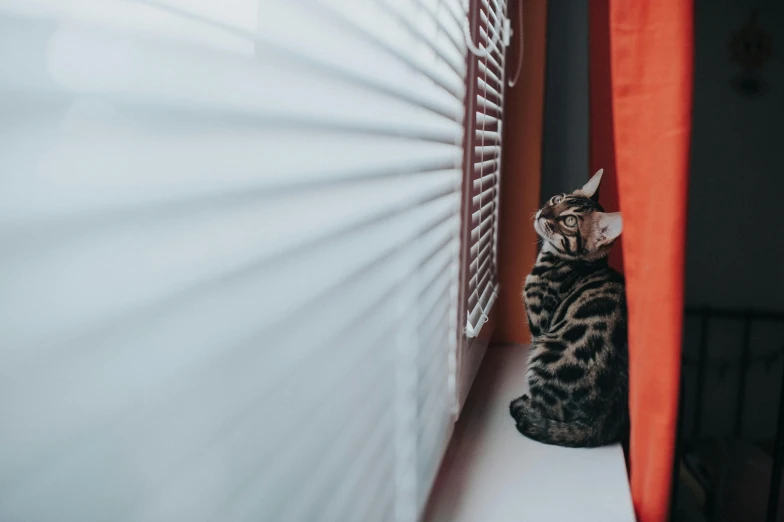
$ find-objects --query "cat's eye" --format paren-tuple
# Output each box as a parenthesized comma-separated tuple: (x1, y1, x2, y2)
(564, 215, 577, 227)
(550, 195, 563, 205)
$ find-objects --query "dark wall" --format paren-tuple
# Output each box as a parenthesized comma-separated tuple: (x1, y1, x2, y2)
(685, 0, 784, 311)
(539, 0, 589, 202)
(682, 0, 784, 442)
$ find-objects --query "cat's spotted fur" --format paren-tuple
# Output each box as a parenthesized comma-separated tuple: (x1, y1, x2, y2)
(509, 170, 629, 447)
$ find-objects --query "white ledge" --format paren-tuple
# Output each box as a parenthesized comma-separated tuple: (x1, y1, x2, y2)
(425, 344, 636, 522)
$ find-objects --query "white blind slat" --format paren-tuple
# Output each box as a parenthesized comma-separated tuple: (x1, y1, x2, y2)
(470, 235, 495, 271)
(377, 0, 467, 80)
(319, 0, 466, 100)
(476, 126, 501, 142)
(477, 59, 503, 88)
(472, 170, 500, 191)
(476, 111, 500, 128)
(472, 205, 497, 226)
(0, 1, 471, 522)
(469, 227, 494, 260)
(472, 185, 498, 208)
(469, 208, 496, 242)
(414, 0, 467, 56)
(463, 0, 505, 347)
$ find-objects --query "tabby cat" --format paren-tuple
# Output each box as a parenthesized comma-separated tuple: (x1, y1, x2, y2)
(509, 169, 629, 448)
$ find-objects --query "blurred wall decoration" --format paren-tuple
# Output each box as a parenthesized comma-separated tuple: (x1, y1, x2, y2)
(729, 9, 773, 99)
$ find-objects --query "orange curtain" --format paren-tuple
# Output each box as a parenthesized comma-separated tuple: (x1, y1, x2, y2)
(591, 1, 693, 521)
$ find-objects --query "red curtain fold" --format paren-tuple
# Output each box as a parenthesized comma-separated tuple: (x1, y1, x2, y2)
(592, 1, 693, 521)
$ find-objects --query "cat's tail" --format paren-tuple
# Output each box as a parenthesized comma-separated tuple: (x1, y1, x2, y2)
(511, 400, 606, 448)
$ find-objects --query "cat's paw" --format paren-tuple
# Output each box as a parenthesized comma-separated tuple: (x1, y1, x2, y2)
(509, 394, 529, 419)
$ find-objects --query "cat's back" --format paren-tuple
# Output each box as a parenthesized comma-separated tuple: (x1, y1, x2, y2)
(552, 264, 626, 332)
(551, 265, 627, 424)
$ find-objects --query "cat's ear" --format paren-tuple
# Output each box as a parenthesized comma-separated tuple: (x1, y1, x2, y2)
(595, 212, 622, 247)
(575, 169, 604, 199)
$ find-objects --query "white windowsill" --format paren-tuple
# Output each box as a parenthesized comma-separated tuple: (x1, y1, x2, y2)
(425, 344, 636, 522)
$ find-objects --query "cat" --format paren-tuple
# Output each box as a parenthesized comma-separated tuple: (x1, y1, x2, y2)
(509, 169, 629, 448)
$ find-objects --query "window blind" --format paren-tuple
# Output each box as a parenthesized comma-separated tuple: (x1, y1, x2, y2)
(0, 1, 467, 521)
(463, 0, 505, 340)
